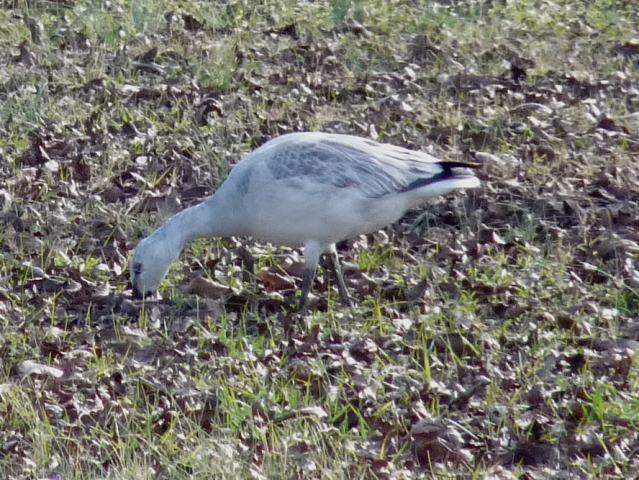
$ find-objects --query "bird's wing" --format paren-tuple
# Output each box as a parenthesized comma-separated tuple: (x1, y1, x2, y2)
(261, 133, 477, 198)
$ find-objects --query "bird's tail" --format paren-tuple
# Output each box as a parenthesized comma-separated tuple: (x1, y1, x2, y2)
(401, 161, 481, 194)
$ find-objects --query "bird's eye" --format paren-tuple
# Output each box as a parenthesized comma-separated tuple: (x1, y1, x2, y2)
(132, 262, 142, 275)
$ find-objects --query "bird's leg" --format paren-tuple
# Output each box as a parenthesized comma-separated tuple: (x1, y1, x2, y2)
(298, 265, 317, 313)
(328, 244, 352, 307)
(236, 244, 255, 283)
(235, 243, 259, 312)
(298, 240, 322, 313)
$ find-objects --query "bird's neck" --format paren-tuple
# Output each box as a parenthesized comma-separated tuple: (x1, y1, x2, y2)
(160, 193, 239, 251)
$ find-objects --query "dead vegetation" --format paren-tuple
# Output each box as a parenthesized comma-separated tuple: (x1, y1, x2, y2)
(0, 0, 638, 478)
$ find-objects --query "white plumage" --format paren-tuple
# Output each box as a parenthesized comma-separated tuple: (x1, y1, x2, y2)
(131, 132, 480, 310)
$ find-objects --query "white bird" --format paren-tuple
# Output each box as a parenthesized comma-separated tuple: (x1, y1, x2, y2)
(131, 132, 480, 310)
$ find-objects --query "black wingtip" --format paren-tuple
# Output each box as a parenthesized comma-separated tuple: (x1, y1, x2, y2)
(400, 161, 480, 193)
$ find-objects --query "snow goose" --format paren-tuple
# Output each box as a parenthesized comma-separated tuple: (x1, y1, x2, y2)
(131, 132, 480, 310)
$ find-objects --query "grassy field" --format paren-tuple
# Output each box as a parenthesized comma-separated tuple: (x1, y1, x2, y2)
(1, 0, 638, 478)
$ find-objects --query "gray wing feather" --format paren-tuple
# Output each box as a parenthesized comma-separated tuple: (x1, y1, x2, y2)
(264, 135, 445, 198)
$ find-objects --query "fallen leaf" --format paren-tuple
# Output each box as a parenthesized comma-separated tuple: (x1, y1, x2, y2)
(258, 267, 296, 291)
(17, 360, 63, 378)
(184, 276, 232, 299)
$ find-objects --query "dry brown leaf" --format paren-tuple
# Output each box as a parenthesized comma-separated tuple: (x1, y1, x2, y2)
(410, 419, 472, 466)
(258, 267, 296, 291)
(17, 360, 64, 378)
(280, 255, 307, 278)
(184, 276, 232, 299)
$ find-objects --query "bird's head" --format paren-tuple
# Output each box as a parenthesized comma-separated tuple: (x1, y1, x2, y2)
(130, 231, 180, 299)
